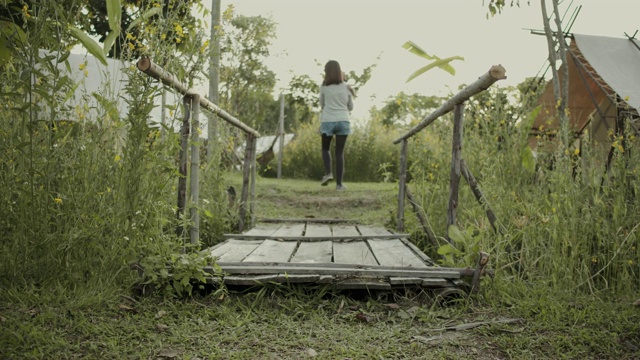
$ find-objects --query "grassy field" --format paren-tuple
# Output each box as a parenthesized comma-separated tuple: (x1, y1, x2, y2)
(1, 177, 639, 359)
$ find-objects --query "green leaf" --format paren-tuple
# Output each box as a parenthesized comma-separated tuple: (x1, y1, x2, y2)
(521, 146, 535, 174)
(68, 26, 108, 66)
(0, 21, 27, 64)
(402, 41, 434, 60)
(437, 243, 456, 256)
(103, 30, 119, 55)
(447, 225, 466, 244)
(106, 0, 122, 32)
(405, 56, 464, 82)
(126, 7, 162, 33)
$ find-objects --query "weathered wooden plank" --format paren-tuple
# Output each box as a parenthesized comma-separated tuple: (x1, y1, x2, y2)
(422, 278, 450, 287)
(399, 238, 436, 266)
(209, 240, 263, 262)
(224, 275, 278, 285)
(368, 239, 428, 268)
(242, 239, 297, 263)
(304, 223, 333, 237)
(290, 241, 333, 264)
(317, 275, 333, 284)
(259, 218, 354, 224)
(389, 277, 424, 285)
(270, 223, 306, 238)
(223, 234, 410, 241)
(357, 226, 393, 236)
(331, 225, 360, 237)
(212, 264, 461, 278)
(334, 279, 391, 290)
(223, 274, 321, 285)
(243, 224, 282, 236)
(212, 261, 470, 274)
(333, 241, 379, 266)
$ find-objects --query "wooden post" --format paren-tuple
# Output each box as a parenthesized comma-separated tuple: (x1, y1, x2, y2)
(405, 185, 439, 248)
(397, 139, 408, 232)
(471, 251, 490, 294)
(250, 134, 257, 228)
(238, 133, 254, 232)
(460, 159, 503, 234)
(446, 103, 465, 244)
(189, 94, 200, 245)
(277, 93, 285, 179)
(207, 0, 221, 159)
(176, 96, 191, 240)
(394, 65, 506, 144)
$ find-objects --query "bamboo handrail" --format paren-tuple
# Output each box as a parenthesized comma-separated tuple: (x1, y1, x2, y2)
(137, 57, 260, 137)
(393, 65, 506, 144)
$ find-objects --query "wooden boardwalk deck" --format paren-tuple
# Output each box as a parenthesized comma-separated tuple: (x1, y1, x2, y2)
(204, 221, 477, 292)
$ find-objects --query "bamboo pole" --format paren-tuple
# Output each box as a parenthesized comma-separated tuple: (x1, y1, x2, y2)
(446, 104, 465, 244)
(176, 96, 191, 240)
(238, 133, 255, 232)
(189, 94, 200, 245)
(277, 93, 284, 179)
(397, 139, 408, 232)
(393, 65, 506, 144)
(137, 57, 260, 137)
(249, 134, 257, 228)
(460, 159, 503, 235)
(405, 185, 439, 248)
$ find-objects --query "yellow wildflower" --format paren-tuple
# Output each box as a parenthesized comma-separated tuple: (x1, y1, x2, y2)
(573, 148, 580, 156)
(54, 197, 63, 204)
(624, 95, 630, 102)
(114, 155, 121, 162)
(22, 4, 30, 18)
(79, 62, 86, 71)
(83, 69, 88, 77)
(161, 33, 167, 40)
(128, 42, 135, 51)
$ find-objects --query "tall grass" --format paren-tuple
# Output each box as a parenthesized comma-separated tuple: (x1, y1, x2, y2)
(0, 1, 233, 294)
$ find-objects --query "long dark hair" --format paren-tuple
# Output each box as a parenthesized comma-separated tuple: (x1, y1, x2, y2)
(322, 60, 342, 86)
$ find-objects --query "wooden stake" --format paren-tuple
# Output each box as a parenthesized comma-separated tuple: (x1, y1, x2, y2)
(277, 93, 284, 179)
(238, 133, 255, 232)
(446, 103, 465, 244)
(460, 159, 503, 234)
(471, 251, 490, 294)
(397, 139, 408, 232)
(176, 96, 191, 240)
(189, 94, 200, 245)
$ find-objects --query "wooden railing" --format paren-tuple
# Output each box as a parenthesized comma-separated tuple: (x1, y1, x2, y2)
(394, 65, 507, 247)
(137, 57, 260, 244)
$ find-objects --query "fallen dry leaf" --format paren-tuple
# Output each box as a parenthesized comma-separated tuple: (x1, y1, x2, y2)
(306, 348, 318, 357)
(158, 348, 182, 358)
(156, 323, 169, 332)
(633, 299, 640, 307)
(384, 303, 401, 310)
(355, 313, 373, 323)
(27, 308, 39, 318)
(155, 310, 167, 319)
(117, 304, 136, 313)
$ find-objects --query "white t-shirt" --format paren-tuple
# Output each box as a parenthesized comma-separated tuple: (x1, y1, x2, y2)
(319, 82, 353, 122)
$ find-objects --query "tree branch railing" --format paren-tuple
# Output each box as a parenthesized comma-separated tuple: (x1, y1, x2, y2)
(137, 56, 261, 243)
(394, 64, 506, 248)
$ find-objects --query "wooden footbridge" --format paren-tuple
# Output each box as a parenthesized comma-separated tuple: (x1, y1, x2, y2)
(137, 58, 505, 297)
(202, 220, 485, 294)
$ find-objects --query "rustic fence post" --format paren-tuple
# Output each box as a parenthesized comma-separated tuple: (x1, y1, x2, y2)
(189, 94, 200, 245)
(397, 139, 408, 232)
(277, 93, 285, 179)
(238, 133, 255, 232)
(446, 103, 465, 244)
(176, 96, 191, 241)
(250, 134, 257, 228)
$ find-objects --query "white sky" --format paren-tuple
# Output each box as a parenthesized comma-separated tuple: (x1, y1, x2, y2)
(213, 0, 640, 121)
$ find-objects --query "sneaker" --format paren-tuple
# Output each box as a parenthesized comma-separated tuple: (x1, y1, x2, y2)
(320, 174, 333, 186)
(336, 184, 347, 191)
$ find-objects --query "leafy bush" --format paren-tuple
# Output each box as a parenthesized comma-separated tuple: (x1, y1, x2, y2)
(270, 119, 402, 182)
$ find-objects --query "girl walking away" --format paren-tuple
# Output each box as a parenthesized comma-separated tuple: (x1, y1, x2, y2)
(319, 60, 355, 191)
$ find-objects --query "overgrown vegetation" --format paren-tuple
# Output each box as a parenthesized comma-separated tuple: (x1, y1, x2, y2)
(1, 1, 639, 359)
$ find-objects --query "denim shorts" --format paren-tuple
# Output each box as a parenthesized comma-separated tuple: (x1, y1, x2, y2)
(320, 121, 351, 136)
